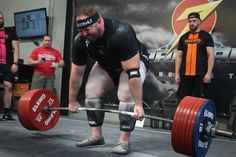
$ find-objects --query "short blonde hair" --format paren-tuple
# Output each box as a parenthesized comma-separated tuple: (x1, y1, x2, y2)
(76, 6, 98, 17)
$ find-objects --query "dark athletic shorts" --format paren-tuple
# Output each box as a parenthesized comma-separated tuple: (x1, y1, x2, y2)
(0, 71, 14, 83)
(176, 75, 205, 100)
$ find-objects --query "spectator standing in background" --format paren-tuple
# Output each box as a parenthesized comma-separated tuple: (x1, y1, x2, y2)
(29, 35, 64, 91)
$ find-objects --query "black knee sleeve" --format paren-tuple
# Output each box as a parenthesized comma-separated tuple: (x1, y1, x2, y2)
(119, 102, 136, 132)
(85, 99, 105, 127)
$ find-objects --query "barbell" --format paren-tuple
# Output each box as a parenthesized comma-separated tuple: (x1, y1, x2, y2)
(17, 89, 233, 157)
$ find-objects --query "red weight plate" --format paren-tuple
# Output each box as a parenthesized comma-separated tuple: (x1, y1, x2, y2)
(176, 97, 192, 153)
(31, 89, 60, 131)
(18, 89, 60, 131)
(181, 97, 198, 155)
(171, 97, 211, 156)
(175, 101, 186, 152)
(171, 97, 185, 152)
(182, 97, 197, 155)
(175, 96, 196, 155)
(191, 98, 207, 156)
(172, 96, 192, 153)
(18, 89, 39, 130)
(172, 96, 187, 152)
(182, 98, 196, 155)
(186, 97, 206, 156)
(184, 97, 198, 155)
(180, 97, 197, 155)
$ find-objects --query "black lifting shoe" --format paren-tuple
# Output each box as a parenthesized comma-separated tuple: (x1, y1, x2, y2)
(75, 137, 105, 147)
(2, 113, 15, 121)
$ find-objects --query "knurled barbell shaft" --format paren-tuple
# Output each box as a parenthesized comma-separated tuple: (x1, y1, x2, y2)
(45, 107, 174, 123)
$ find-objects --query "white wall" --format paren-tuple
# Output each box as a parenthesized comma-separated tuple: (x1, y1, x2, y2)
(0, 0, 67, 100)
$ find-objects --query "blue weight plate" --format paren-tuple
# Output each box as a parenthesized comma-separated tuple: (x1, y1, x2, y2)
(192, 99, 216, 157)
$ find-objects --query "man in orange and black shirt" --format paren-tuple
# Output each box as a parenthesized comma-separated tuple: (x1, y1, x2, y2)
(175, 12, 215, 100)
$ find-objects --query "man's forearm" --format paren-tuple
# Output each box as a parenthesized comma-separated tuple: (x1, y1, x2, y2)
(175, 52, 182, 74)
(13, 50, 19, 63)
(28, 59, 40, 65)
(12, 40, 19, 63)
(207, 55, 215, 75)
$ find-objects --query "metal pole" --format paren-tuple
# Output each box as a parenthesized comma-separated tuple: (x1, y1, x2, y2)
(211, 127, 233, 138)
(45, 107, 173, 123)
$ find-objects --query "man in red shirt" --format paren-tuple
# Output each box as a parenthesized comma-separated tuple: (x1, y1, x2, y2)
(29, 35, 64, 91)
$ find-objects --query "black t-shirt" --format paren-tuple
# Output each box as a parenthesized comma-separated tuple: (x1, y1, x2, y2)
(72, 19, 149, 71)
(177, 30, 214, 76)
(0, 27, 18, 72)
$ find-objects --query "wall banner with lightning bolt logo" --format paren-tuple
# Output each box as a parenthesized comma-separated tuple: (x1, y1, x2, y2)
(167, 0, 222, 55)
(73, 0, 236, 118)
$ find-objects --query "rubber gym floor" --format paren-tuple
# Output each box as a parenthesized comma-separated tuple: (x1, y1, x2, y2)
(0, 112, 236, 157)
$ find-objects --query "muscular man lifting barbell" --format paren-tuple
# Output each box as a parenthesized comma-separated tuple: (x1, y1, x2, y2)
(67, 5, 149, 155)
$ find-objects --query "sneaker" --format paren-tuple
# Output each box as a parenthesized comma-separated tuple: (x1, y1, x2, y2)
(112, 142, 131, 155)
(2, 113, 15, 121)
(75, 137, 105, 147)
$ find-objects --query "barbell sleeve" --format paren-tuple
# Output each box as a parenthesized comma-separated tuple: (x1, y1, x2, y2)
(211, 127, 233, 138)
